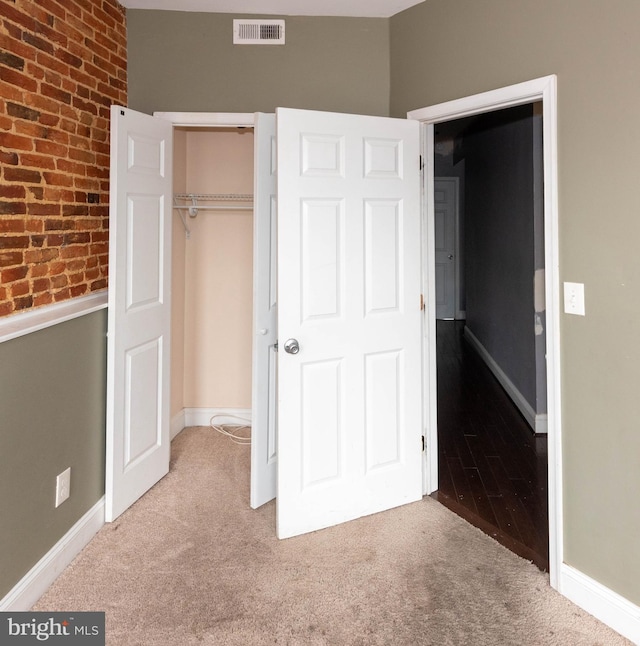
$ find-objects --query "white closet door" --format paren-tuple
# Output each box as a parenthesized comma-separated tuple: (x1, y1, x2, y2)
(250, 113, 278, 509)
(106, 106, 173, 521)
(276, 108, 423, 539)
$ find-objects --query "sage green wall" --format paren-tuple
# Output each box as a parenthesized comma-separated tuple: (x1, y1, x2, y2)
(0, 312, 107, 599)
(127, 11, 390, 117)
(391, 0, 640, 604)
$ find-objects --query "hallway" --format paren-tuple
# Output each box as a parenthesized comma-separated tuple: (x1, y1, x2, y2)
(433, 320, 549, 570)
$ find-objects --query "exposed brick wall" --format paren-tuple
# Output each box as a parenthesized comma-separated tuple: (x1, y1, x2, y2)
(0, 0, 126, 316)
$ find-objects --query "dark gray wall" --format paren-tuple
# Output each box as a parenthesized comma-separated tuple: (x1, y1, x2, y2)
(0, 311, 107, 599)
(463, 105, 537, 411)
(127, 11, 391, 116)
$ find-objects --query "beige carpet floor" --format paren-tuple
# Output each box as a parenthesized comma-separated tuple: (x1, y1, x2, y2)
(34, 426, 631, 645)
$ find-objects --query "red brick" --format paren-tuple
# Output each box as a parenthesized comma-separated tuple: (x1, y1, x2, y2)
(28, 202, 61, 216)
(0, 201, 27, 215)
(0, 67, 38, 93)
(6, 102, 40, 121)
(10, 280, 30, 297)
(0, 185, 25, 199)
(32, 277, 51, 293)
(2, 265, 29, 282)
(4, 167, 41, 183)
(0, 80, 25, 103)
(15, 120, 50, 139)
(14, 295, 34, 310)
(0, 150, 19, 165)
(0, 251, 24, 267)
(90, 278, 107, 291)
(0, 217, 26, 232)
(39, 112, 60, 127)
(35, 139, 68, 157)
(69, 283, 87, 297)
(51, 274, 68, 289)
(20, 153, 56, 170)
(0, 235, 29, 249)
(41, 83, 72, 105)
(0, 131, 34, 151)
(31, 264, 50, 278)
(33, 292, 53, 307)
(0, 50, 25, 71)
(45, 218, 75, 231)
(43, 171, 74, 187)
(60, 244, 89, 259)
(26, 219, 45, 233)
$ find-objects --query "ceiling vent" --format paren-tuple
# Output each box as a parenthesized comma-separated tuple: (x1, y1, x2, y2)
(233, 19, 285, 45)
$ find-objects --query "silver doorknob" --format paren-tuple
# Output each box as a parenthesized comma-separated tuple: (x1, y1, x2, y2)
(284, 338, 300, 354)
(448, 254, 454, 260)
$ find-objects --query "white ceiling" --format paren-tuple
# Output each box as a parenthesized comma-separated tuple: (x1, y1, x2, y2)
(119, 0, 424, 18)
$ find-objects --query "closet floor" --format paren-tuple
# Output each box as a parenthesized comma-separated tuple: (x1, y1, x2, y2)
(432, 320, 549, 571)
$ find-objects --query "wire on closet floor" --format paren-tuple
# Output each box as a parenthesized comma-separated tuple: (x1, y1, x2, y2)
(210, 413, 251, 445)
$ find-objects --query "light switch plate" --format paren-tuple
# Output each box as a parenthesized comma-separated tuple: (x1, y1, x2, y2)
(564, 282, 585, 316)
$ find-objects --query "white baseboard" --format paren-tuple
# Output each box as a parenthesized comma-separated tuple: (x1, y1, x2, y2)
(171, 409, 186, 440)
(463, 326, 547, 433)
(0, 498, 105, 611)
(183, 407, 252, 428)
(561, 563, 640, 645)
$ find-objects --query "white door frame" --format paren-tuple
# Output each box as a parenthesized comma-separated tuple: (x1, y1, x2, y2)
(408, 74, 562, 590)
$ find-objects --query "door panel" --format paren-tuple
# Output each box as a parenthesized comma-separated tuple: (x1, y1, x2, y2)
(106, 106, 172, 521)
(250, 113, 278, 509)
(276, 108, 423, 539)
(434, 177, 457, 319)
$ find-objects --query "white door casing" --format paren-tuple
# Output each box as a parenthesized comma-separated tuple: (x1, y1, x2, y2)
(276, 108, 423, 539)
(434, 177, 458, 320)
(106, 106, 173, 522)
(409, 74, 562, 589)
(250, 113, 278, 509)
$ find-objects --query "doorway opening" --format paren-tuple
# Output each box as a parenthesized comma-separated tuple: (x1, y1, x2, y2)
(409, 74, 562, 588)
(430, 104, 549, 570)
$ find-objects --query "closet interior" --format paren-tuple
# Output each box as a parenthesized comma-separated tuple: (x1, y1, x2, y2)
(171, 127, 256, 424)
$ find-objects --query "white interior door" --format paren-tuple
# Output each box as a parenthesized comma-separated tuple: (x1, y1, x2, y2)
(106, 106, 173, 522)
(250, 113, 278, 508)
(276, 108, 423, 539)
(434, 177, 457, 320)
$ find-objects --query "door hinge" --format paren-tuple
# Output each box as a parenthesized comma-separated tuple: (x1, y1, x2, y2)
(422, 435, 425, 451)
(274, 341, 278, 352)
(419, 154, 424, 170)
(420, 294, 425, 311)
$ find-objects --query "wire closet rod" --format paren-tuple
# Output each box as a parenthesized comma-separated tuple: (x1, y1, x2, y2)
(173, 193, 254, 237)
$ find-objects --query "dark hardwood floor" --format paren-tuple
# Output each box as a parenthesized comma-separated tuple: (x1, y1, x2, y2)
(432, 319, 549, 570)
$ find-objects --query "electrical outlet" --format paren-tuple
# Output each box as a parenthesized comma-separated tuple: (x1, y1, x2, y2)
(563, 282, 585, 316)
(55, 467, 71, 508)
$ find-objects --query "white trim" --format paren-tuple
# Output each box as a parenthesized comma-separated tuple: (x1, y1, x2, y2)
(408, 75, 562, 590)
(171, 410, 187, 440)
(464, 326, 547, 434)
(184, 407, 253, 427)
(0, 291, 107, 344)
(0, 498, 105, 611)
(560, 564, 640, 645)
(154, 112, 255, 127)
